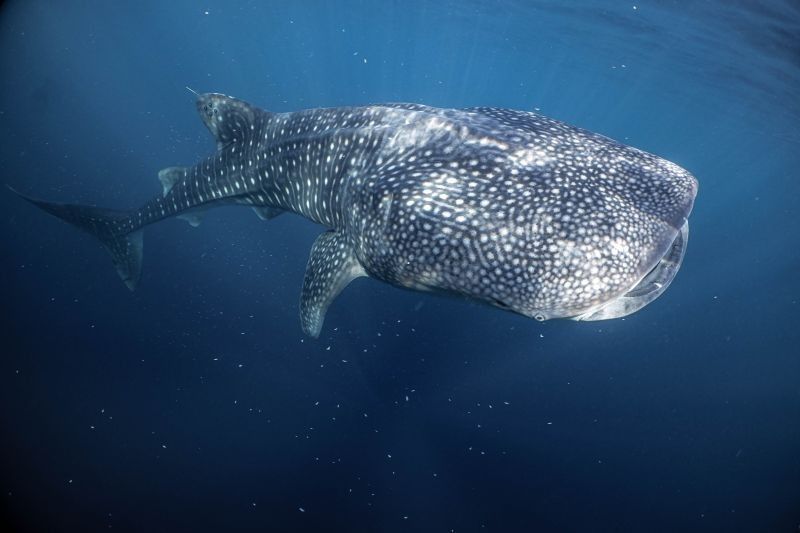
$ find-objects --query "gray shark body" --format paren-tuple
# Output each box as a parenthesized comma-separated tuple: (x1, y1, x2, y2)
(16, 94, 697, 337)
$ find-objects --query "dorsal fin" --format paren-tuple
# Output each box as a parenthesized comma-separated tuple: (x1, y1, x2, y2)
(158, 167, 187, 197)
(196, 93, 268, 150)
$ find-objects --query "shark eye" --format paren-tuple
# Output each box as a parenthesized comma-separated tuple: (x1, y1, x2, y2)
(533, 313, 546, 322)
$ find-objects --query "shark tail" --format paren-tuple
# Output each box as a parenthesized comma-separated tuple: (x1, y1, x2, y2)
(11, 187, 143, 290)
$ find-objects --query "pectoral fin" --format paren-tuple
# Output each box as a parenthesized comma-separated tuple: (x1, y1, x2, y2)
(300, 231, 366, 338)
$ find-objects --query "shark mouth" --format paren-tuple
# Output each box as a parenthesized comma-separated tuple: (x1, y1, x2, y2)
(572, 221, 689, 321)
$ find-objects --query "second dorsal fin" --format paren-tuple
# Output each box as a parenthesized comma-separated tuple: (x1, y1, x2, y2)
(158, 167, 187, 196)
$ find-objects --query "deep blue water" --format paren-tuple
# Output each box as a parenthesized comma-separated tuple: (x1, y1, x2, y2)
(1, 1, 799, 531)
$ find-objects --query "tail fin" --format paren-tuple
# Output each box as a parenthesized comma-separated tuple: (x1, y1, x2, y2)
(10, 187, 143, 290)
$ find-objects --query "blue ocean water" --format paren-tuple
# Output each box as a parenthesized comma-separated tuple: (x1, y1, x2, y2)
(1, 1, 798, 531)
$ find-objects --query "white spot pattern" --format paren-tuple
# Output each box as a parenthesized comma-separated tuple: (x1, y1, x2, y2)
(103, 94, 699, 330)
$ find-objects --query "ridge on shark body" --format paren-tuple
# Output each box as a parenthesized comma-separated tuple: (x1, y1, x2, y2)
(12, 92, 698, 337)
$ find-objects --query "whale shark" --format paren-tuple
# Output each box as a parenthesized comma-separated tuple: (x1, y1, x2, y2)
(13, 93, 698, 337)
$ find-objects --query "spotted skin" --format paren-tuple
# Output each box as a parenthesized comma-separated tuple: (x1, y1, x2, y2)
(14, 93, 697, 337)
(300, 231, 365, 338)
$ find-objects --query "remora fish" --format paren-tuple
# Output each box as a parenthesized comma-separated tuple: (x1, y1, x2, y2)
(13, 93, 698, 337)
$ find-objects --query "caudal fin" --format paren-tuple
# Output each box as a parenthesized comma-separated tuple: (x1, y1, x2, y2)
(10, 187, 144, 290)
